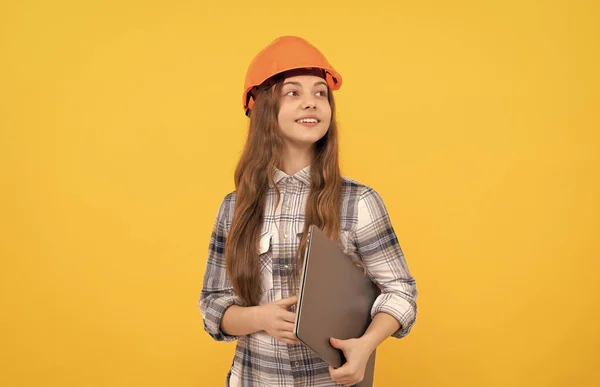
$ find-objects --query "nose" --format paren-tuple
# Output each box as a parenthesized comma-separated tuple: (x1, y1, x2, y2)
(302, 95, 317, 110)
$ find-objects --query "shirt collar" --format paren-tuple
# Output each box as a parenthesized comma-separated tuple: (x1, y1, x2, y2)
(271, 165, 312, 187)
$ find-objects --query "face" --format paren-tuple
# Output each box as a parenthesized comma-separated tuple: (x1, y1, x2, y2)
(277, 75, 332, 149)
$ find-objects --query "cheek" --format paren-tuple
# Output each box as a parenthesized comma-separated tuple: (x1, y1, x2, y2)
(277, 104, 295, 129)
(321, 104, 332, 126)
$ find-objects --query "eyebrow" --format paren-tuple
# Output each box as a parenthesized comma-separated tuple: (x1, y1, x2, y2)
(282, 81, 328, 88)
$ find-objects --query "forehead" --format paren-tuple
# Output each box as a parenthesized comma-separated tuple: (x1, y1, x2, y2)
(282, 75, 327, 86)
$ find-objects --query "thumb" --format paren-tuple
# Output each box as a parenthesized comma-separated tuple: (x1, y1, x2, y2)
(330, 337, 346, 349)
(276, 295, 298, 307)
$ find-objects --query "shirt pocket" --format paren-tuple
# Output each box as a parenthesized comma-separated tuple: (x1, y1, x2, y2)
(296, 225, 359, 259)
(258, 230, 275, 303)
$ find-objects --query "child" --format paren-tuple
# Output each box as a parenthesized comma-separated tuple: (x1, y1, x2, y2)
(199, 36, 418, 387)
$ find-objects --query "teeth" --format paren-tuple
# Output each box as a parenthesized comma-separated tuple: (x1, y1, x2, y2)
(296, 118, 318, 123)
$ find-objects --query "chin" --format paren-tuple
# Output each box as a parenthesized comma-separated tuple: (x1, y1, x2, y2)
(281, 125, 328, 147)
(297, 127, 328, 141)
(297, 133, 327, 146)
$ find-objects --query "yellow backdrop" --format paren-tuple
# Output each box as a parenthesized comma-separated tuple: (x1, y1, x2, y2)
(1, 1, 598, 386)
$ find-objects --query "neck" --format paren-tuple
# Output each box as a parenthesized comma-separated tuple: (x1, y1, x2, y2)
(279, 143, 314, 175)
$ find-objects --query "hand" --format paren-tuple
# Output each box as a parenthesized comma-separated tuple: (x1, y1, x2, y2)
(256, 296, 300, 345)
(328, 337, 374, 386)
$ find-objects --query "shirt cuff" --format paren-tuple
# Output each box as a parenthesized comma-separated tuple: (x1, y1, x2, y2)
(200, 291, 242, 342)
(370, 292, 417, 339)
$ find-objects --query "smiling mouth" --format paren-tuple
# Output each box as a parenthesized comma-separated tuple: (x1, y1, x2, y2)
(295, 118, 320, 124)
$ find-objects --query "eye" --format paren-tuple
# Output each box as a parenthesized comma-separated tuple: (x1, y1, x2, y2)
(316, 90, 328, 97)
(285, 90, 299, 96)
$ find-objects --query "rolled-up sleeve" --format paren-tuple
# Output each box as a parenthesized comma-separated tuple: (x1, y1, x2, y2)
(199, 194, 242, 342)
(356, 187, 418, 338)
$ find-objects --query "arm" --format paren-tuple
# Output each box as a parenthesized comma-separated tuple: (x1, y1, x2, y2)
(359, 312, 401, 352)
(220, 305, 262, 336)
(198, 194, 299, 343)
(357, 187, 418, 339)
(199, 194, 245, 342)
(329, 187, 418, 384)
(221, 296, 300, 344)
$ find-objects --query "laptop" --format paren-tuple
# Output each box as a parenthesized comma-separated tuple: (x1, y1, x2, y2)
(294, 224, 380, 387)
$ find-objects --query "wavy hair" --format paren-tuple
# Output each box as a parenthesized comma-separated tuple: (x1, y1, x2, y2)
(225, 79, 342, 306)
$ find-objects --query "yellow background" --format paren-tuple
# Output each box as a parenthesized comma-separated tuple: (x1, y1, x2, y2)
(1, 0, 598, 386)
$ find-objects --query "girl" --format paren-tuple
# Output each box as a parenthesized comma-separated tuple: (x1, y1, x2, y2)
(199, 36, 418, 387)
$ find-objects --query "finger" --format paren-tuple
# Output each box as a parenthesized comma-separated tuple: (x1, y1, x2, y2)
(280, 328, 297, 340)
(280, 310, 296, 323)
(329, 366, 348, 380)
(336, 378, 358, 387)
(338, 377, 359, 385)
(329, 337, 346, 350)
(277, 330, 300, 344)
(279, 336, 299, 344)
(280, 321, 296, 332)
(275, 324, 298, 342)
(328, 368, 338, 383)
(279, 330, 300, 343)
(338, 372, 362, 386)
(328, 367, 348, 385)
(276, 295, 298, 308)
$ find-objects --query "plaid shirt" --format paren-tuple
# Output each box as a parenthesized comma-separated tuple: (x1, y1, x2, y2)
(199, 166, 418, 386)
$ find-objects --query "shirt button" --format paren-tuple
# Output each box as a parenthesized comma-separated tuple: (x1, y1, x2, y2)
(284, 264, 289, 269)
(285, 206, 290, 210)
(294, 361, 300, 367)
(284, 234, 288, 239)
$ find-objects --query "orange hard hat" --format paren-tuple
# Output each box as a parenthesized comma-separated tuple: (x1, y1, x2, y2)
(243, 36, 343, 116)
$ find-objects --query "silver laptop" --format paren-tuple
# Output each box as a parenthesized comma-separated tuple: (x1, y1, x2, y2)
(294, 224, 380, 387)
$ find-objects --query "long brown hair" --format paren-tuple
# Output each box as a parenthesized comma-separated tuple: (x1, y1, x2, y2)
(225, 79, 342, 306)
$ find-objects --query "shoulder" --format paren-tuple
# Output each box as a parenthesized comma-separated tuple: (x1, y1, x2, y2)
(340, 176, 391, 222)
(214, 191, 237, 226)
(222, 190, 237, 204)
(341, 175, 380, 201)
